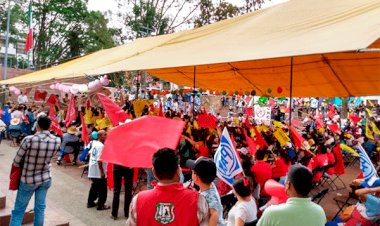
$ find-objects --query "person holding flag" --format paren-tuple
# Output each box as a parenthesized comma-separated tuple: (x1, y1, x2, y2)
(214, 127, 243, 187)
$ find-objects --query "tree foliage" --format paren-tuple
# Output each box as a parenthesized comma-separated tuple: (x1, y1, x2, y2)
(109, 0, 267, 42)
(30, 0, 116, 67)
(111, 0, 200, 41)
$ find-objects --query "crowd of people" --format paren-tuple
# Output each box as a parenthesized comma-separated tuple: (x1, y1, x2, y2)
(1, 91, 380, 226)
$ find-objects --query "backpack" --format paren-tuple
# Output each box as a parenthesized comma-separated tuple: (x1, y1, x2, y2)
(79, 141, 93, 162)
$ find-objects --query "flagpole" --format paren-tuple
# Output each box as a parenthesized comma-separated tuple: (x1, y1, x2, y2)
(288, 56, 294, 128)
(3, 0, 11, 80)
(193, 65, 196, 115)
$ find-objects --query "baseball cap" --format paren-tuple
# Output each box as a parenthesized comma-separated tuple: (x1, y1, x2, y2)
(186, 157, 216, 184)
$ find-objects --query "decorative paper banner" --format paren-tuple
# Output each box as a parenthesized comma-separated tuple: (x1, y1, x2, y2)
(254, 106, 271, 126)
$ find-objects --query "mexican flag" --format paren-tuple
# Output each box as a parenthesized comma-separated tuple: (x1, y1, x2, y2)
(25, 0, 33, 53)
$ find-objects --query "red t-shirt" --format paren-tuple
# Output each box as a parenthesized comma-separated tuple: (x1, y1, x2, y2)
(272, 158, 290, 179)
(251, 161, 272, 195)
(198, 145, 209, 157)
(312, 154, 329, 182)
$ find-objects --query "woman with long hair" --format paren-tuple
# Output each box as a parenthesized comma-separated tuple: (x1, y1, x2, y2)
(227, 177, 258, 226)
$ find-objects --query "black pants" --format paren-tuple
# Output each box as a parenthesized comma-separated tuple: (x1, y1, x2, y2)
(112, 165, 134, 218)
(88, 178, 107, 208)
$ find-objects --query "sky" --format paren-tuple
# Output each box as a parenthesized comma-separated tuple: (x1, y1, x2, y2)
(88, 0, 287, 12)
(87, 0, 287, 43)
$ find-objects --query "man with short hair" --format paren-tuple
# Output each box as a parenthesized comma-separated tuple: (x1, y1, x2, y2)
(87, 130, 109, 210)
(10, 115, 61, 226)
(126, 148, 209, 226)
(257, 165, 326, 226)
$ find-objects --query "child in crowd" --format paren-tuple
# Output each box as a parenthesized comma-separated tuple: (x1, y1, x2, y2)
(187, 157, 226, 226)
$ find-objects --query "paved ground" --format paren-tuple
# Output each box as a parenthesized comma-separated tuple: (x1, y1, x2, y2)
(0, 139, 361, 225)
(0, 141, 127, 226)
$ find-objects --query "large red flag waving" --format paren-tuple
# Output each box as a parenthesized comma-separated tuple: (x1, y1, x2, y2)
(100, 116, 185, 168)
(97, 93, 129, 126)
(253, 126, 268, 149)
(243, 129, 257, 155)
(289, 126, 305, 149)
(80, 112, 89, 145)
(65, 95, 77, 128)
(48, 107, 63, 136)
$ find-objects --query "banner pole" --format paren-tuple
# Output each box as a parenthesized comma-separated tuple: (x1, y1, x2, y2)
(289, 57, 294, 128)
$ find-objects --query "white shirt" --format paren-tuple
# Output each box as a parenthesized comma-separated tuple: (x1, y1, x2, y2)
(227, 198, 257, 226)
(88, 140, 107, 178)
(17, 94, 28, 104)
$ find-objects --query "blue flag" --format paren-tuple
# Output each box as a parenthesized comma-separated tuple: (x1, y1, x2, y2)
(356, 143, 380, 187)
(214, 127, 243, 186)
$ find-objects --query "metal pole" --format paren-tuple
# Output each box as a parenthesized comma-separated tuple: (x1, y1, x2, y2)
(3, 0, 11, 80)
(193, 65, 196, 115)
(289, 56, 294, 127)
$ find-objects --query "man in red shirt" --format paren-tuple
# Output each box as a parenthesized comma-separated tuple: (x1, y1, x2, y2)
(126, 148, 209, 226)
(251, 150, 272, 195)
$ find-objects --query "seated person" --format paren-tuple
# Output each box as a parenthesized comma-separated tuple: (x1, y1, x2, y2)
(326, 185, 380, 226)
(251, 150, 272, 196)
(227, 177, 257, 226)
(257, 165, 326, 226)
(8, 118, 25, 144)
(272, 149, 291, 184)
(308, 144, 329, 182)
(57, 124, 80, 165)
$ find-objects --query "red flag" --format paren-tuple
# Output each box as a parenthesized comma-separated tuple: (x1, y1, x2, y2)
(253, 126, 268, 149)
(327, 111, 335, 120)
(246, 108, 253, 117)
(65, 95, 77, 128)
(329, 105, 335, 113)
(291, 119, 301, 128)
(34, 90, 47, 101)
(289, 126, 305, 149)
(350, 115, 361, 124)
(243, 129, 257, 155)
(230, 134, 242, 162)
(48, 107, 63, 136)
(333, 144, 345, 175)
(158, 103, 164, 117)
(25, 1, 33, 53)
(100, 116, 185, 168)
(327, 123, 340, 133)
(97, 93, 129, 126)
(197, 114, 217, 129)
(150, 104, 155, 113)
(203, 107, 208, 115)
(316, 118, 324, 129)
(46, 94, 58, 106)
(245, 115, 251, 129)
(80, 112, 89, 145)
(86, 98, 91, 109)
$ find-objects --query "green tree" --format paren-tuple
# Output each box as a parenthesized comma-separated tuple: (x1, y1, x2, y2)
(112, 0, 200, 41)
(194, 0, 266, 28)
(31, 0, 116, 67)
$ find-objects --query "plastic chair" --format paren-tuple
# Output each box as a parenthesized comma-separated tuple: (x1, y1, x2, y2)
(312, 188, 329, 204)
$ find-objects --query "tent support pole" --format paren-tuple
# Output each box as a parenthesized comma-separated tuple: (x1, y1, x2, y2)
(289, 57, 293, 127)
(193, 65, 196, 115)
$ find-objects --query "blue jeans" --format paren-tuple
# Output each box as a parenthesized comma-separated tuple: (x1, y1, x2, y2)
(10, 180, 52, 226)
